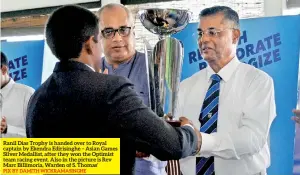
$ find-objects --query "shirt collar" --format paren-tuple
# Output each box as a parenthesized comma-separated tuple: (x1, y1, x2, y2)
(1, 78, 15, 98)
(206, 56, 240, 82)
(67, 59, 95, 72)
(84, 64, 95, 72)
(103, 52, 136, 70)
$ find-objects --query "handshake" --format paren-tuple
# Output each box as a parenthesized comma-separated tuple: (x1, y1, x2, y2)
(136, 116, 202, 158)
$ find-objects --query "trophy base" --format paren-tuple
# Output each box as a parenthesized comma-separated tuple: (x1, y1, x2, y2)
(166, 120, 181, 127)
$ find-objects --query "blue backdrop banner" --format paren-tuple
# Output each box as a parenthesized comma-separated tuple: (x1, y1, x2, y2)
(172, 15, 300, 175)
(1, 40, 45, 90)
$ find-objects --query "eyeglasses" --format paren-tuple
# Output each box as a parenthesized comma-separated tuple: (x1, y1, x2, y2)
(101, 26, 132, 39)
(197, 28, 234, 38)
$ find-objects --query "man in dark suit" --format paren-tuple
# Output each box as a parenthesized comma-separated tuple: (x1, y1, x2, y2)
(26, 5, 201, 175)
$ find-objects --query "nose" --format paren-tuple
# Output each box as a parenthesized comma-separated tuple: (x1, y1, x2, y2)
(198, 35, 210, 48)
(199, 33, 210, 43)
(112, 31, 123, 42)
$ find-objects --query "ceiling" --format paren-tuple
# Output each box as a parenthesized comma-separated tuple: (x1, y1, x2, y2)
(1, 0, 178, 37)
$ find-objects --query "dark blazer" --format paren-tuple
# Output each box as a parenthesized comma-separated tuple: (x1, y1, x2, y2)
(26, 61, 198, 175)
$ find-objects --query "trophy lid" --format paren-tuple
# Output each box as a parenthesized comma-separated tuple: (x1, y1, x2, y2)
(138, 8, 191, 36)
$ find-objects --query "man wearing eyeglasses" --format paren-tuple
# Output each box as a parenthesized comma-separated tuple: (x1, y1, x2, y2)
(97, 3, 167, 175)
(176, 6, 276, 175)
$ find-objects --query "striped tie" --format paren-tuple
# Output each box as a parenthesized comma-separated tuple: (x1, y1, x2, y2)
(196, 74, 221, 175)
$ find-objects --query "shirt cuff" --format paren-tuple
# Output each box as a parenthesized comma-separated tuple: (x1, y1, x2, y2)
(199, 132, 217, 154)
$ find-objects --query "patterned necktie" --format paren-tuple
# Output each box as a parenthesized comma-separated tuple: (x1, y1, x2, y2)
(196, 74, 221, 175)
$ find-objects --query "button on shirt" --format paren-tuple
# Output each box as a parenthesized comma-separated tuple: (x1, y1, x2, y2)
(1, 79, 34, 137)
(175, 57, 276, 175)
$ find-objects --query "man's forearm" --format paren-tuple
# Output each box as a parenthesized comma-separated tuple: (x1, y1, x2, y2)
(175, 125, 199, 158)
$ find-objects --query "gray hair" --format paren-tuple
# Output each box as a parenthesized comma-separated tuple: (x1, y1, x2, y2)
(199, 6, 240, 29)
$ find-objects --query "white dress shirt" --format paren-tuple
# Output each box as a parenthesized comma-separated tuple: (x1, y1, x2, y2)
(176, 57, 276, 175)
(1, 79, 34, 137)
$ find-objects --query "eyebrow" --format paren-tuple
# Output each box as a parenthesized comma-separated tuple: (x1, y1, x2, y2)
(102, 27, 113, 30)
(197, 27, 217, 31)
(103, 25, 129, 30)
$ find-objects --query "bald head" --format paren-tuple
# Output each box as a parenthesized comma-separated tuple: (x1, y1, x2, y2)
(97, 3, 134, 26)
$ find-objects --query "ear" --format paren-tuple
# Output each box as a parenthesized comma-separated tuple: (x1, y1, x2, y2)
(232, 29, 240, 44)
(1, 66, 8, 75)
(84, 36, 96, 55)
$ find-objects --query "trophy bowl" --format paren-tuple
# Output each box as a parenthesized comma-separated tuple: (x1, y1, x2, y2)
(139, 8, 191, 36)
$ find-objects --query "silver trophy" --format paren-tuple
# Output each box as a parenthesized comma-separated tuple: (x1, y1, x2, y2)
(139, 8, 191, 124)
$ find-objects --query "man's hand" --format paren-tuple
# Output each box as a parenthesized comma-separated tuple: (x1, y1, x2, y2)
(292, 109, 300, 124)
(1, 116, 7, 133)
(163, 113, 173, 121)
(179, 116, 191, 126)
(136, 151, 150, 158)
(179, 117, 202, 154)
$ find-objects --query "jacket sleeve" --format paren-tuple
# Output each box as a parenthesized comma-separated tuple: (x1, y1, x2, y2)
(106, 76, 199, 160)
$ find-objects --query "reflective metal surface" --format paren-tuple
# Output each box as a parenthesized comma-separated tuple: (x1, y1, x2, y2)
(153, 38, 183, 116)
(139, 8, 190, 118)
(139, 8, 191, 36)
